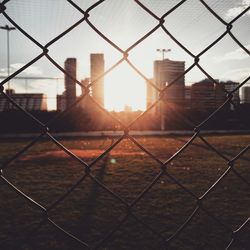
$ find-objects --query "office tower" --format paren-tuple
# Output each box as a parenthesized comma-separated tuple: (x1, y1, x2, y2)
(90, 54, 104, 107)
(241, 86, 250, 104)
(64, 58, 77, 108)
(154, 58, 185, 104)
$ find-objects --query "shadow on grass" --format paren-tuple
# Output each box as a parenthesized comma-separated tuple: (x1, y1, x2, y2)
(79, 154, 109, 235)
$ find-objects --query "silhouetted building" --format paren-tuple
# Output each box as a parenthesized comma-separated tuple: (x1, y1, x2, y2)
(241, 86, 250, 104)
(91, 54, 104, 107)
(57, 92, 66, 112)
(154, 59, 185, 105)
(222, 81, 240, 107)
(65, 58, 77, 108)
(191, 79, 226, 111)
(0, 89, 47, 111)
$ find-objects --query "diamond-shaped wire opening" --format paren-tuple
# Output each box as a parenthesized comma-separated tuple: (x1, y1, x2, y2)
(92, 137, 161, 203)
(47, 172, 126, 247)
(86, 0, 159, 49)
(197, 35, 250, 84)
(103, 62, 147, 115)
(0, 29, 42, 79)
(161, 0, 226, 55)
(5, 0, 84, 44)
(127, 27, 195, 78)
(47, 20, 123, 67)
(132, 173, 197, 241)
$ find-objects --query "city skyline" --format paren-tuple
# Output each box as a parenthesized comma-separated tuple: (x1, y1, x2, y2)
(0, 52, 248, 112)
(0, 0, 249, 110)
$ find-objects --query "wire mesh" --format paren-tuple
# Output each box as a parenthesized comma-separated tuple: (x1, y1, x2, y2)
(0, 0, 249, 249)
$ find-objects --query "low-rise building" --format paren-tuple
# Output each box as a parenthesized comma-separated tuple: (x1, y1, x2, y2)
(0, 89, 47, 111)
(191, 79, 226, 111)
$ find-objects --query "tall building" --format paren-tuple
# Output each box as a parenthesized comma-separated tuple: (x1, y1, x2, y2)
(64, 58, 77, 108)
(241, 86, 250, 104)
(154, 59, 185, 104)
(90, 54, 104, 107)
(0, 89, 47, 111)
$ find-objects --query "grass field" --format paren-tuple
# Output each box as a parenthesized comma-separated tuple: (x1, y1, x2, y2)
(0, 134, 249, 250)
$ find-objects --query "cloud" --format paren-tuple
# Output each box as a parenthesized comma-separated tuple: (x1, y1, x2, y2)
(0, 63, 43, 77)
(225, 0, 250, 19)
(11, 63, 43, 76)
(220, 67, 250, 82)
(213, 44, 250, 62)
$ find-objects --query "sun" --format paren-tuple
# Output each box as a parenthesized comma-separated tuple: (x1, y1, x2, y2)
(104, 63, 146, 111)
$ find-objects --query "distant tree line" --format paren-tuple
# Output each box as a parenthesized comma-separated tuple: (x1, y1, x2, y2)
(0, 104, 250, 133)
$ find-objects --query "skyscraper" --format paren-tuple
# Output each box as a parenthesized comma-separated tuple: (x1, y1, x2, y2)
(154, 59, 185, 103)
(90, 54, 104, 107)
(64, 58, 77, 108)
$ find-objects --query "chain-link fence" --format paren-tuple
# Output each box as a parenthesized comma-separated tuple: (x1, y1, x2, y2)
(0, 0, 250, 249)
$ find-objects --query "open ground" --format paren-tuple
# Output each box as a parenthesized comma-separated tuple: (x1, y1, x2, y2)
(0, 134, 249, 250)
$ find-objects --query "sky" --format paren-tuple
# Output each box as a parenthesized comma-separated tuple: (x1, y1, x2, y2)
(0, 0, 249, 111)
